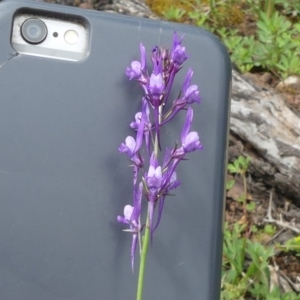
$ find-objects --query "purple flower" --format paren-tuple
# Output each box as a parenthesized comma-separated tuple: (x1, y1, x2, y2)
(171, 32, 188, 68)
(147, 165, 162, 192)
(161, 68, 201, 125)
(119, 116, 145, 184)
(118, 136, 140, 158)
(117, 205, 135, 225)
(126, 61, 143, 80)
(146, 153, 162, 192)
(152, 46, 164, 76)
(185, 85, 200, 104)
(145, 153, 163, 239)
(148, 72, 164, 150)
(130, 112, 143, 130)
(117, 182, 143, 271)
(181, 68, 201, 104)
(126, 43, 147, 82)
(175, 107, 203, 156)
(130, 98, 152, 154)
(153, 168, 180, 231)
(148, 73, 164, 97)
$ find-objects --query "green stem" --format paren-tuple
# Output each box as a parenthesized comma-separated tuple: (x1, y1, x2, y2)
(209, 0, 216, 12)
(243, 174, 247, 216)
(136, 106, 161, 300)
(264, 0, 274, 18)
(136, 215, 150, 300)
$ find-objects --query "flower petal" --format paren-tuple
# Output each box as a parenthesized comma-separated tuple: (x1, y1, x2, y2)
(117, 215, 127, 224)
(134, 117, 144, 152)
(182, 68, 193, 95)
(140, 43, 146, 70)
(124, 205, 134, 220)
(149, 73, 165, 96)
(130, 112, 142, 129)
(183, 131, 203, 152)
(181, 107, 193, 144)
(186, 85, 201, 104)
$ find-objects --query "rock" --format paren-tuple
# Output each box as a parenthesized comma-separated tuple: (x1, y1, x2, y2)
(276, 75, 300, 92)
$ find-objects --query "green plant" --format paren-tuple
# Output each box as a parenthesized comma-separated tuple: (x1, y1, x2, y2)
(254, 12, 294, 76)
(228, 156, 252, 214)
(222, 223, 300, 300)
(245, 0, 263, 15)
(264, 224, 277, 236)
(226, 178, 235, 191)
(188, 10, 209, 27)
(218, 28, 257, 73)
(219, 10, 300, 79)
(280, 236, 300, 257)
(222, 223, 273, 299)
(182, 0, 211, 28)
(228, 156, 250, 177)
(162, 6, 186, 21)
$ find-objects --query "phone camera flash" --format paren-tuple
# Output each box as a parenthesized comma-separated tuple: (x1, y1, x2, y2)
(64, 30, 79, 45)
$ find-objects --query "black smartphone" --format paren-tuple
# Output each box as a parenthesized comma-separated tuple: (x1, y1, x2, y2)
(0, 1, 231, 299)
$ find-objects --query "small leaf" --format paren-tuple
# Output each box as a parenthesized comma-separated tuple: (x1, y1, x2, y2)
(228, 164, 237, 174)
(226, 179, 235, 190)
(251, 225, 258, 233)
(237, 195, 245, 203)
(264, 224, 276, 235)
(246, 202, 256, 212)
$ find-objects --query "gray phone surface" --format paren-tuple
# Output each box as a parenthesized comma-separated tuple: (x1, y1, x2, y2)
(0, 1, 231, 299)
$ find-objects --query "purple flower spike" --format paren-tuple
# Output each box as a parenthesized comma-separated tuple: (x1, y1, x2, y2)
(119, 32, 204, 267)
(180, 107, 203, 153)
(171, 32, 188, 68)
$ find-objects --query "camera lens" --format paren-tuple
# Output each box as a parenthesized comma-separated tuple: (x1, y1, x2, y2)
(21, 18, 47, 45)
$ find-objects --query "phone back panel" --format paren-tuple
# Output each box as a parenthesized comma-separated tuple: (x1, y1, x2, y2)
(0, 1, 231, 299)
